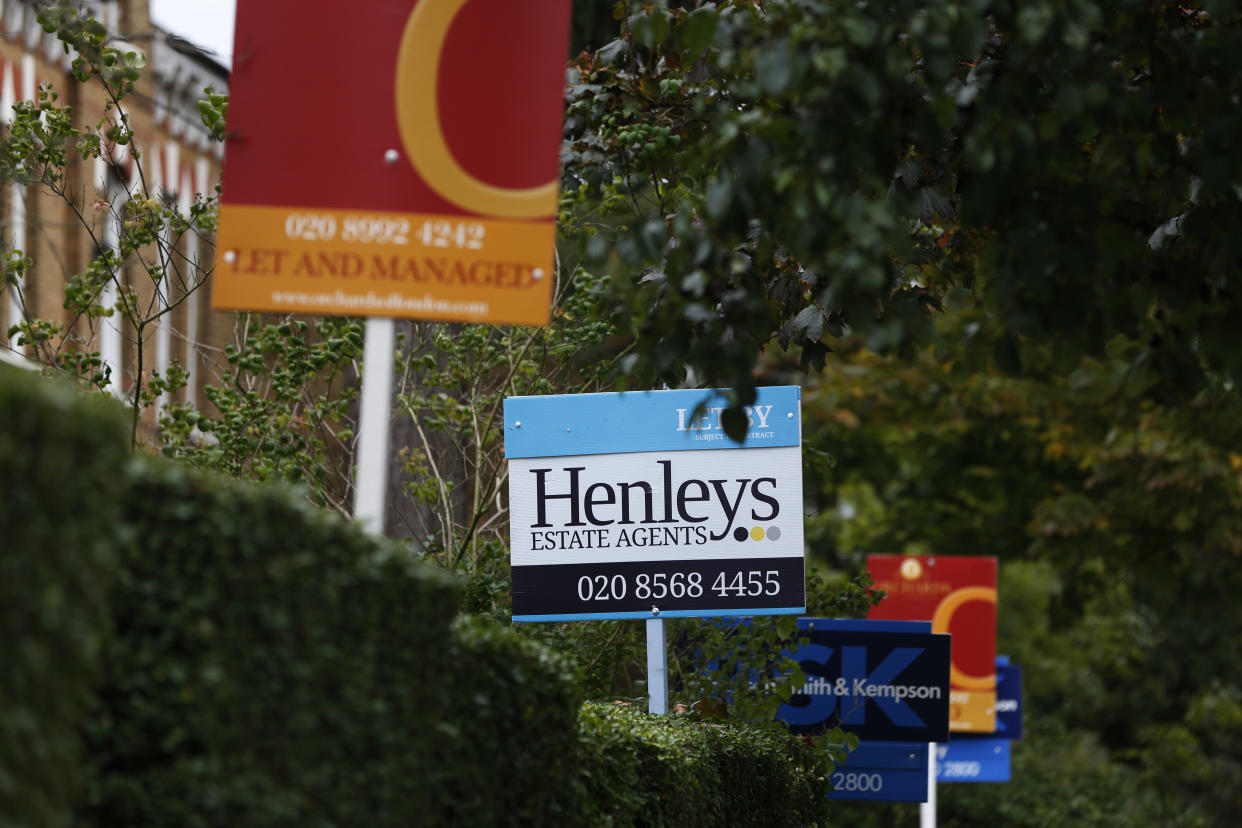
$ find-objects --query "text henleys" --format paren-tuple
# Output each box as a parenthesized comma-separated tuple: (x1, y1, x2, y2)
(527, 460, 779, 542)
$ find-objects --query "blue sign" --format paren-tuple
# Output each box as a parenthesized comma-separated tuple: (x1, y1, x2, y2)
(828, 741, 929, 802)
(504, 386, 801, 458)
(506, 388, 805, 622)
(777, 619, 951, 743)
(994, 660, 1023, 740)
(936, 737, 1011, 783)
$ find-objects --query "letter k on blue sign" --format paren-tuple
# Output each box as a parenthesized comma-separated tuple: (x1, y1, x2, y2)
(777, 619, 951, 742)
(841, 646, 928, 728)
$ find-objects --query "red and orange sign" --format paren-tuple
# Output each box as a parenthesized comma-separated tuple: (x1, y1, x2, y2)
(212, 0, 572, 325)
(866, 555, 998, 733)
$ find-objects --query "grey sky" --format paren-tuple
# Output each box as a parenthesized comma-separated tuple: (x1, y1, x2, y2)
(149, 0, 237, 66)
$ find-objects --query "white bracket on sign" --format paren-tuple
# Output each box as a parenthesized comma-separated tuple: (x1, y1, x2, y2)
(647, 615, 668, 715)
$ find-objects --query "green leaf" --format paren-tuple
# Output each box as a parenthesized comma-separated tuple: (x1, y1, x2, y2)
(679, 7, 719, 60)
(756, 49, 793, 95)
(722, 406, 748, 442)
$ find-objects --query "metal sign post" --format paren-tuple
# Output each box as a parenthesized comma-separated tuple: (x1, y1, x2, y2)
(353, 317, 395, 537)
(646, 617, 668, 715)
(921, 747, 937, 828)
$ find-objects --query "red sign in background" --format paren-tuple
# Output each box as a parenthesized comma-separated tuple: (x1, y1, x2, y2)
(867, 555, 998, 733)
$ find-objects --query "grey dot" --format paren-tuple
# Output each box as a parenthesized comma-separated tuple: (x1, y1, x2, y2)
(767, 526, 782, 541)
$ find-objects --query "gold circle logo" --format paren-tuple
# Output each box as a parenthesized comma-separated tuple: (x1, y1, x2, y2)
(931, 586, 998, 691)
(394, 0, 558, 218)
(899, 558, 923, 580)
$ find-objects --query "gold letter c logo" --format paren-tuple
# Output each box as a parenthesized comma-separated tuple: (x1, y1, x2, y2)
(395, 0, 559, 219)
(931, 585, 997, 692)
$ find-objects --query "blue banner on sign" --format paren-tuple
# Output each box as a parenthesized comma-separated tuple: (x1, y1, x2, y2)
(936, 737, 1011, 783)
(994, 662, 1023, 740)
(828, 741, 929, 802)
(503, 386, 801, 458)
(776, 619, 951, 743)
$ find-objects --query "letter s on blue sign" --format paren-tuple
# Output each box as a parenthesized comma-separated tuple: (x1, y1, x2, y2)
(777, 644, 835, 726)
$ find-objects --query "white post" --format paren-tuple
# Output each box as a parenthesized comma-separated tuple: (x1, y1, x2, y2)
(353, 316, 395, 537)
(1, 61, 15, 349)
(7, 181, 24, 348)
(154, 228, 170, 426)
(646, 617, 668, 715)
(181, 187, 199, 408)
(921, 742, 937, 828)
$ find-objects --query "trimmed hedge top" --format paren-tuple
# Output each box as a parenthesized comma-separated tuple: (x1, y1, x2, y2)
(577, 702, 833, 827)
(84, 456, 464, 826)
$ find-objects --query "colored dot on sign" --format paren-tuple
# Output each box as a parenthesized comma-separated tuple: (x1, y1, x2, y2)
(767, 526, 782, 541)
(733, 527, 749, 542)
(750, 526, 765, 541)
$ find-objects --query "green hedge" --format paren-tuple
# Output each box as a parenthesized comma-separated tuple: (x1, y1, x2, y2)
(81, 456, 463, 826)
(576, 702, 834, 827)
(2, 368, 835, 826)
(0, 366, 129, 828)
(431, 616, 583, 825)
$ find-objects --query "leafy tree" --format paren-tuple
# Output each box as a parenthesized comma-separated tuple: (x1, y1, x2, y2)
(1, 2, 218, 445)
(158, 314, 363, 510)
(795, 302, 1242, 825)
(564, 0, 1242, 426)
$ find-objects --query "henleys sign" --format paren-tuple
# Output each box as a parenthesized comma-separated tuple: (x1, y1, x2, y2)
(505, 388, 805, 622)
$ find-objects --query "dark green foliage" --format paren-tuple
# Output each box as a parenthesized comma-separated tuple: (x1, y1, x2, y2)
(82, 456, 462, 827)
(828, 720, 1177, 828)
(802, 314, 1242, 825)
(159, 315, 363, 507)
(665, 569, 882, 726)
(577, 701, 833, 827)
(431, 615, 583, 825)
(939, 721, 1186, 828)
(0, 373, 836, 826)
(566, 1, 1242, 422)
(0, 366, 128, 828)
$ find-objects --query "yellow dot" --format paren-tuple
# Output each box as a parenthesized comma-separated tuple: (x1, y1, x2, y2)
(750, 526, 765, 541)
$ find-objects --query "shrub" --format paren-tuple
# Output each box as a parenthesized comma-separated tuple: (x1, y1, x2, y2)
(0, 366, 128, 828)
(81, 455, 461, 826)
(577, 701, 833, 827)
(431, 615, 582, 825)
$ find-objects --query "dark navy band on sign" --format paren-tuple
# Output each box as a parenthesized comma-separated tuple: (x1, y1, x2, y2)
(514, 607, 807, 622)
(503, 386, 801, 459)
(798, 618, 932, 635)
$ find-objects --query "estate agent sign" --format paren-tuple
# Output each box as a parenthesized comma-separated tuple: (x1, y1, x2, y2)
(504, 388, 805, 622)
(778, 619, 951, 744)
(867, 555, 999, 732)
(214, 0, 572, 324)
